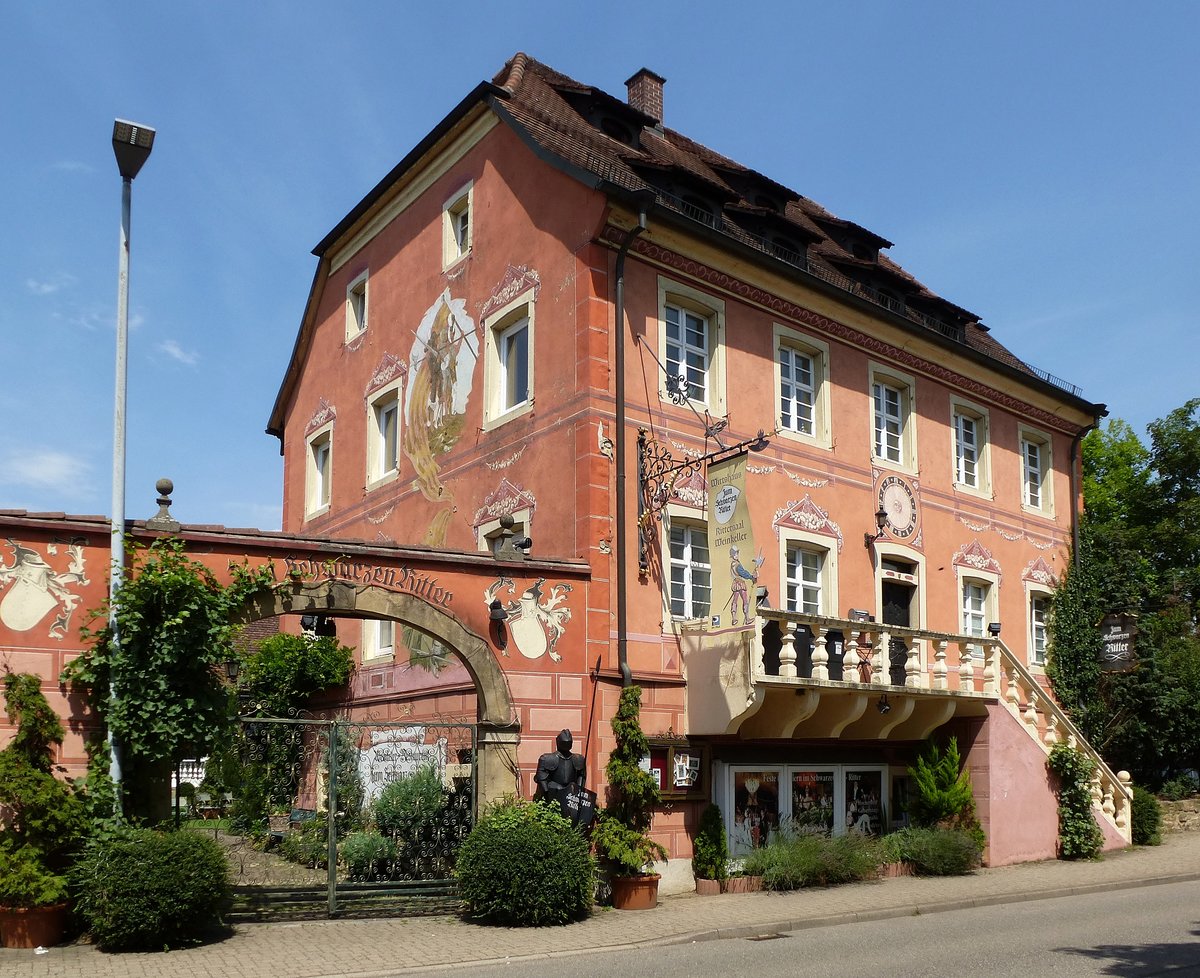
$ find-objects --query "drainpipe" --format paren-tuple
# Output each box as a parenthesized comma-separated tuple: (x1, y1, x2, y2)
(614, 201, 650, 687)
(1069, 415, 1103, 568)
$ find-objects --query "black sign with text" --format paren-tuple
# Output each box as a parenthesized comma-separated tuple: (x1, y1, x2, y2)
(1100, 613, 1138, 672)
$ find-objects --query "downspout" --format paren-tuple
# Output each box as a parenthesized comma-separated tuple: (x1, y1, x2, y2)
(1069, 415, 1103, 568)
(614, 204, 649, 687)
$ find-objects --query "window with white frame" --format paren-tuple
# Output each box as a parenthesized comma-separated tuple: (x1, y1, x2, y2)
(306, 426, 333, 517)
(366, 387, 400, 486)
(786, 545, 824, 615)
(1029, 592, 1050, 666)
(668, 519, 711, 620)
(774, 326, 830, 448)
(345, 271, 368, 341)
(483, 294, 535, 428)
(362, 619, 395, 660)
(869, 365, 916, 470)
(961, 579, 989, 638)
(443, 184, 472, 266)
(951, 400, 990, 493)
(658, 278, 726, 414)
(1020, 428, 1051, 512)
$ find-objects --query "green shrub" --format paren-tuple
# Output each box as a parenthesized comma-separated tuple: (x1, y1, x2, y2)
(374, 765, 448, 838)
(0, 843, 70, 908)
(280, 815, 329, 869)
(72, 828, 231, 950)
(741, 831, 883, 890)
(907, 737, 986, 852)
(340, 831, 395, 881)
(456, 798, 594, 926)
(1160, 775, 1199, 801)
(1047, 743, 1103, 860)
(691, 804, 729, 882)
(1131, 786, 1163, 846)
(881, 827, 981, 875)
(372, 767, 471, 877)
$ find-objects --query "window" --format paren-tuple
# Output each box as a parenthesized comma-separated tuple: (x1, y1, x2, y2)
(363, 619, 395, 660)
(775, 326, 831, 448)
(442, 183, 473, 266)
(869, 364, 917, 471)
(1020, 428, 1052, 512)
(668, 519, 711, 620)
(483, 292, 535, 429)
(961, 580, 988, 638)
(366, 386, 400, 486)
(345, 271, 368, 341)
(657, 278, 726, 414)
(1029, 592, 1049, 666)
(305, 426, 333, 517)
(951, 399, 990, 493)
(786, 546, 823, 614)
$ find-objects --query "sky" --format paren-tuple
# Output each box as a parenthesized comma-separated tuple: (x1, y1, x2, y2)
(3, 2, 1196, 530)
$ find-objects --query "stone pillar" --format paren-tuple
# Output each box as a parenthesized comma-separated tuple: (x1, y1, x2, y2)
(476, 725, 522, 809)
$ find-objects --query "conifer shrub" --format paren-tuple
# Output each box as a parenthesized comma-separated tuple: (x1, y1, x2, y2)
(1131, 786, 1162, 846)
(72, 828, 231, 950)
(907, 737, 986, 852)
(881, 827, 982, 875)
(691, 803, 729, 882)
(456, 798, 594, 926)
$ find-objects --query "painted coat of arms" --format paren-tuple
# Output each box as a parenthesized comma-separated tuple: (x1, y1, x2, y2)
(483, 577, 572, 663)
(0, 539, 90, 639)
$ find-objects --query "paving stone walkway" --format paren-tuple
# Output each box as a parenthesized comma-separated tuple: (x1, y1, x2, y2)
(6, 833, 1200, 978)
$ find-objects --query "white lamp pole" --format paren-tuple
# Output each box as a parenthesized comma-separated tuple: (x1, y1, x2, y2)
(109, 119, 155, 811)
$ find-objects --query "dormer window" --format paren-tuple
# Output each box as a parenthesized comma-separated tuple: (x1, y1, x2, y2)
(850, 241, 876, 261)
(754, 193, 781, 213)
(771, 237, 803, 262)
(600, 116, 635, 144)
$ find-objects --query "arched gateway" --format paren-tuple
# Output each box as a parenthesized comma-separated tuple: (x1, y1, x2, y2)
(239, 579, 520, 805)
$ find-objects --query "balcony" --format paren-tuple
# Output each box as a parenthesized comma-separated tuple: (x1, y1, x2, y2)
(679, 607, 1132, 838)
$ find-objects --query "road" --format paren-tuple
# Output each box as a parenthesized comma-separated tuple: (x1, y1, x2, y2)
(402, 880, 1200, 978)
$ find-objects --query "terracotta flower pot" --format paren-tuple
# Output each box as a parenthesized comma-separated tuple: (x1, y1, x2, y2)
(610, 873, 659, 910)
(695, 877, 722, 896)
(724, 875, 763, 893)
(0, 903, 69, 949)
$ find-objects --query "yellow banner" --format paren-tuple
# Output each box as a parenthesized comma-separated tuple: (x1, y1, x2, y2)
(707, 452, 761, 632)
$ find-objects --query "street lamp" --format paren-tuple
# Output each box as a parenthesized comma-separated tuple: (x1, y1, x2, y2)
(109, 119, 155, 809)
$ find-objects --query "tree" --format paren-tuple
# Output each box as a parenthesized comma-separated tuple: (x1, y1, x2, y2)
(1048, 402, 1200, 784)
(62, 538, 274, 821)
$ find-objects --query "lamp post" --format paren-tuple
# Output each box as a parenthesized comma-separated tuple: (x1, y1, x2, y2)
(109, 119, 155, 810)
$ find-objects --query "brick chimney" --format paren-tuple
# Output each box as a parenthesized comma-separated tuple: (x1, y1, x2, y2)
(625, 68, 666, 125)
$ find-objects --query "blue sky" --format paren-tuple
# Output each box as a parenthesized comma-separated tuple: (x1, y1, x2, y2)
(3, 2, 1196, 529)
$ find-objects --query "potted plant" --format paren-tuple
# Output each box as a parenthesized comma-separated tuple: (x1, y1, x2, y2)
(0, 673, 85, 948)
(691, 803, 729, 895)
(591, 686, 667, 909)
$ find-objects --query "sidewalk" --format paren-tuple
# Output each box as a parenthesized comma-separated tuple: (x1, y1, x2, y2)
(7, 832, 1200, 978)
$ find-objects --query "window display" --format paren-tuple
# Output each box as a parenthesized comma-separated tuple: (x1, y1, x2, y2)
(844, 769, 883, 836)
(790, 770, 835, 833)
(731, 769, 781, 854)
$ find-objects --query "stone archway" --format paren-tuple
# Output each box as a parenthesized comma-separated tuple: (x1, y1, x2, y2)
(240, 580, 520, 805)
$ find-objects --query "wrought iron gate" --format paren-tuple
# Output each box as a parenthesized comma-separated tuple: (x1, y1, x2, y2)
(183, 716, 476, 920)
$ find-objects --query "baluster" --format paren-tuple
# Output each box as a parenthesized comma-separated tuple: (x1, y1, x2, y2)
(1090, 772, 1103, 808)
(1102, 780, 1116, 821)
(1066, 732, 1078, 750)
(905, 638, 922, 687)
(933, 640, 949, 690)
(959, 640, 975, 692)
(1006, 667, 1021, 712)
(1116, 771, 1132, 831)
(779, 625, 797, 679)
(1043, 714, 1059, 746)
(1022, 686, 1039, 736)
(983, 641, 999, 695)
(811, 625, 829, 681)
(873, 630, 890, 685)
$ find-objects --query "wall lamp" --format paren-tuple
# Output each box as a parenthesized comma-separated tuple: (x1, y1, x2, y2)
(755, 586, 770, 609)
(863, 507, 888, 548)
(877, 694, 891, 715)
(489, 599, 508, 622)
(848, 608, 873, 623)
(987, 622, 1002, 638)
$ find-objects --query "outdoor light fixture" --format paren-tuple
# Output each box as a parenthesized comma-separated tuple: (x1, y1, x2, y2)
(848, 608, 873, 623)
(755, 586, 770, 609)
(863, 506, 888, 548)
(877, 694, 891, 715)
(489, 599, 507, 622)
(108, 118, 156, 811)
(988, 622, 1002, 637)
(112, 120, 156, 179)
(224, 659, 241, 683)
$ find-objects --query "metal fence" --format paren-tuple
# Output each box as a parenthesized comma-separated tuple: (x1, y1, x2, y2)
(182, 715, 476, 920)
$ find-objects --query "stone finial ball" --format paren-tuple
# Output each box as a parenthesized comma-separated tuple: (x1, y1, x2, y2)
(156, 478, 174, 496)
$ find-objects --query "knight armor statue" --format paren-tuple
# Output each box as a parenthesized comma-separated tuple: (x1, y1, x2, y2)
(534, 728, 586, 800)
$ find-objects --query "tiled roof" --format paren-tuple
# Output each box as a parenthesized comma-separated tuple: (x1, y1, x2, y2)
(490, 54, 1087, 401)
